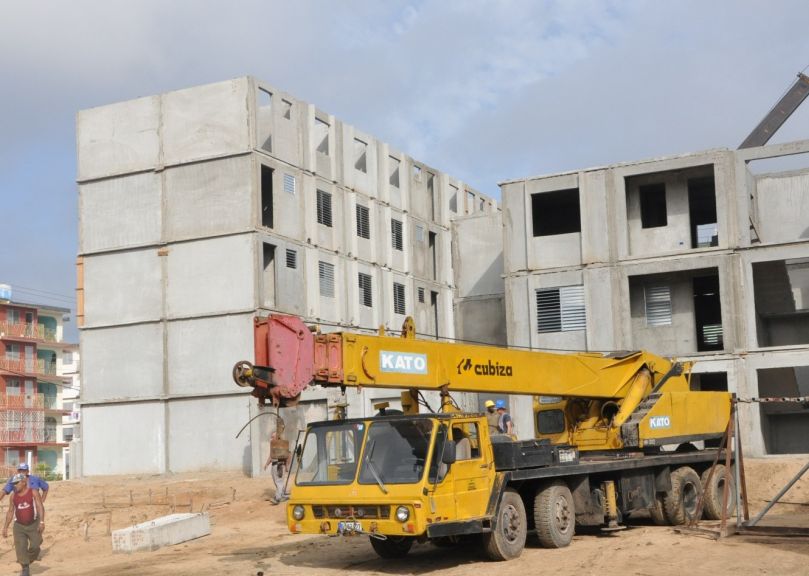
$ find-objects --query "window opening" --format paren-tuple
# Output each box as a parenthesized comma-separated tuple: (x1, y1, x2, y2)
(536, 285, 585, 333)
(319, 261, 335, 298)
(644, 285, 672, 326)
(688, 176, 718, 248)
(262, 244, 276, 308)
(693, 273, 723, 351)
(356, 204, 370, 239)
(393, 282, 406, 315)
(391, 219, 403, 251)
(282, 99, 293, 120)
(285, 249, 297, 269)
(284, 173, 296, 195)
(354, 139, 367, 173)
(531, 189, 581, 236)
(639, 183, 667, 228)
(261, 166, 273, 228)
(358, 273, 373, 308)
(429, 232, 437, 281)
(316, 189, 333, 227)
(449, 185, 458, 214)
(417, 287, 425, 303)
(389, 156, 400, 188)
(315, 118, 329, 155)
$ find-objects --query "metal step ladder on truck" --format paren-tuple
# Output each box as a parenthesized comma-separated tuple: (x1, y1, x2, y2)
(233, 314, 736, 561)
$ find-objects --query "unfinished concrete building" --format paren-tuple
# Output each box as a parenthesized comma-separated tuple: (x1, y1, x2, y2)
(501, 139, 809, 456)
(77, 77, 496, 475)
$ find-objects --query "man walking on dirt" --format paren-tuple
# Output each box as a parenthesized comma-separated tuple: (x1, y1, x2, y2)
(2, 473, 45, 576)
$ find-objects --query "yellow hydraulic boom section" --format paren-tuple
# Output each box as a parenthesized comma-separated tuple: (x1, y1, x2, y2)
(235, 314, 731, 451)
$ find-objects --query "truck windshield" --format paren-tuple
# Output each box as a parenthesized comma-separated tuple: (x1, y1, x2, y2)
(358, 420, 433, 485)
(296, 422, 366, 486)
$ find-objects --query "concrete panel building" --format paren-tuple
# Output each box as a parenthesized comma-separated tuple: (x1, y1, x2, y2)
(501, 139, 809, 456)
(77, 77, 496, 475)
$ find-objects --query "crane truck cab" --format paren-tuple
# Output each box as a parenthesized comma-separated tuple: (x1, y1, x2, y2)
(287, 411, 579, 559)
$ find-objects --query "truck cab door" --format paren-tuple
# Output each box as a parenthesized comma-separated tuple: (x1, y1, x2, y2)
(449, 420, 494, 519)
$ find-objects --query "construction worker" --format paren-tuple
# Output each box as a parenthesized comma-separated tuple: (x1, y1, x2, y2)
(0, 464, 48, 504)
(484, 400, 500, 434)
(2, 474, 44, 576)
(496, 400, 514, 437)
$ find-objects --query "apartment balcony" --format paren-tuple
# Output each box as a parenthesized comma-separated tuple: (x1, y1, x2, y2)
(0, 426, 66, 447)
(0, 322, 57, 343)
(0, 394, 44, 410)
(0, 357, 59, 378)
(37, 359, 58, 376)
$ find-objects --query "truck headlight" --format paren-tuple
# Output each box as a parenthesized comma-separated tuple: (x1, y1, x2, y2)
(395, 506, 410, 523)
(292, 505, 305, 520)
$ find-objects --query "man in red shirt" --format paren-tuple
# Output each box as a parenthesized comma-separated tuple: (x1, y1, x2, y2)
(2, 474, 44, 576)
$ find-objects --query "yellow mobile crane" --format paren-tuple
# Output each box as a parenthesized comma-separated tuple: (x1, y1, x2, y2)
(233, 314, 734, 560)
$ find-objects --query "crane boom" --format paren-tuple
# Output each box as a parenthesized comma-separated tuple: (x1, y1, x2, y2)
(236, 314, 687, 405)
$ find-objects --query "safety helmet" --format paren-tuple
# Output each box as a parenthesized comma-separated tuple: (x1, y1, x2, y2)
(495, 400, 507, 410)
(484, 400, 495, 408)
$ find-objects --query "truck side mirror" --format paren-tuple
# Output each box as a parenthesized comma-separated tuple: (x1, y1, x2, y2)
(441, 441, 457, 464)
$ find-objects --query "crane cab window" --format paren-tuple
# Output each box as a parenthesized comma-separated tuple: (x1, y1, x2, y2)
(296, 423, 364, 485)
(451, 423, 480, 460)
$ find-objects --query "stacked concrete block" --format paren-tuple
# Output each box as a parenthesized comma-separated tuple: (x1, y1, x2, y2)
(501, 138, 809, 455)
(77, 77, 496, 475)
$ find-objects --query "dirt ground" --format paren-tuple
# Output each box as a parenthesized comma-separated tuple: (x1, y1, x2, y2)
(4, 457, 808, 576)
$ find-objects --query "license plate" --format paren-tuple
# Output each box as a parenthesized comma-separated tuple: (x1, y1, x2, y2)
(338, 521, 362, 533)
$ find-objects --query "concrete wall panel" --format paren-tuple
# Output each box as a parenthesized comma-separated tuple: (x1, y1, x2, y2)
(83, 249, 162, 326)
(77, 96, 160, 181)
(167, 314, 254, 396)
(453, 212, 504, 298)
(501, 181, 527, 274)
(756, 170, 809, 244)
(82, 402, 165, 475)
(166, 235, 255, 318)
(81, 323, 164, 401)
(80, 173, 161, 253)
(163, 79, 250, 166)
(167, 396, 251, 472)
(165, 156, 253, 241)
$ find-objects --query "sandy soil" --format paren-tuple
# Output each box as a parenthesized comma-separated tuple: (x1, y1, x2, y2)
(3, 457, 807, 576)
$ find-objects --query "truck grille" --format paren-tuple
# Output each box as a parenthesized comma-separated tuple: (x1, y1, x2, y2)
(311, 505, 391, 520)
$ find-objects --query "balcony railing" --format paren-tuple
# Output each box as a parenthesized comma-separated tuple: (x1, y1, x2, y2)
(0, 428, 44, 443)
(0, 322, 57, 342)
(0, 357, 35, 374)
(0, 395, 45, 410)
(44, 425, 58, 443)
(36, 359, 57, 376)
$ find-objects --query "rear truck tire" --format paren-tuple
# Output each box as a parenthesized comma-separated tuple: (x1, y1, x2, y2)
(701, 465, 737, 520)
(534, 481, 575, 548)
(663, 466, 703, 525)
(649, 494, 668, 526)
(483, 488, 527, 561)
(369, 536, 414, 559)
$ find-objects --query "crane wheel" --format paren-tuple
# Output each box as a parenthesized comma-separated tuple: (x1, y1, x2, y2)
(483, 489, 527, 561)
(701, 465, 736, 520)
(534, 481, 575, 548)
(369, 536, 414, 559)
(663, 466, 703, 525)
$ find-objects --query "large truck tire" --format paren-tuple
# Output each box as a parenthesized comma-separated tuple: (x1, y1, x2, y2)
(483, 488, 527, 561)
(649, 494, 668, 525)
(701, 465, 736, 520)
(534, 481, 575, 548)
(369, 536, 414, 559)
(663, 466, 703, 525)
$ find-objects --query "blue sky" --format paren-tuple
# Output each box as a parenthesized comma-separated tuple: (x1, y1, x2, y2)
(1, 0, 809, 342)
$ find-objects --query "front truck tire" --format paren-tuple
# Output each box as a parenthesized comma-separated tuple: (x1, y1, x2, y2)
(701, 465, 737, 520)
(663, 466, 703, 525)
(484, 488, 527, 561)
(369, 536, 414, 559)
(534, 481, 575, 548)
(649, 494, 668, 525)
